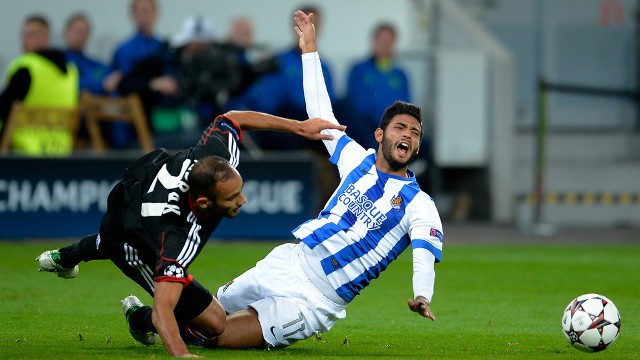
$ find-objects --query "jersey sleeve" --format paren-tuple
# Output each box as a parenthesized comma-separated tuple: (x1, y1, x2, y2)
(407, 192, 444, 302)
(412, 249, 436, 302)
(301, 51, 347, 158)
(154, 227, 192, 285)
(407, 193, 443, 261)
(301, 51, 373, 178)
(192, 115, 243, 167)
(152, 217, 198, 285)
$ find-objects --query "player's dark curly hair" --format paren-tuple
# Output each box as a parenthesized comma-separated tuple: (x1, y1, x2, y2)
(378, 101, 423, 137)
(188, 156, 237, 198)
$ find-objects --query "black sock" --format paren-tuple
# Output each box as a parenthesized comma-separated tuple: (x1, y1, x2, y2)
(129, 305, 156, 333)
(58, 233, 108, 268)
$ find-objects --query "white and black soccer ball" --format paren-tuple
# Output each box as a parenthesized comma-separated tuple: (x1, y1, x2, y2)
(561, 293, 621, 352)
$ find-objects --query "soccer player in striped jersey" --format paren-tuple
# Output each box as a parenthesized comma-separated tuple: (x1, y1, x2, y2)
(208, 10, 443, 350)
(35, 110, 343, 357)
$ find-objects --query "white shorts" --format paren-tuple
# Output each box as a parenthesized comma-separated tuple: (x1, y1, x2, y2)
(217, 242, 347, 348)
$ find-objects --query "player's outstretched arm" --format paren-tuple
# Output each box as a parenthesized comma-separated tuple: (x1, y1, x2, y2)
(224, 110, 344, 140)
(152, 282, 201, 357)
(297, 10, 339, 127)
(408, 296, 436, 321)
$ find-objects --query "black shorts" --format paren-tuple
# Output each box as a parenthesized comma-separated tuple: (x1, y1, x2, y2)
(98, 181, 213, 322)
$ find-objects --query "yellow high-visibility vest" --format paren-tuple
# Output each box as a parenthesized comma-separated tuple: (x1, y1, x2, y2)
(3, 52, 79, 156)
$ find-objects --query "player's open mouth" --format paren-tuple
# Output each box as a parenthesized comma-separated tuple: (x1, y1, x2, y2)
(397, 142, 410, 155)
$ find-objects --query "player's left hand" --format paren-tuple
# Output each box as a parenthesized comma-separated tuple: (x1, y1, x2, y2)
(408, 296, 435, 321)
(296, 118, 346, 140)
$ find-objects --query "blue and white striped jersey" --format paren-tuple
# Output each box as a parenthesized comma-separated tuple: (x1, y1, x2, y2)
(298, 51, 443, 304)
(292, 132, 443, 303)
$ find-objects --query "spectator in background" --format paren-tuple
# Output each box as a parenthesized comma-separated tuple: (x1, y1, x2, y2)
(227, 5, 335, 151)
(226, 17, 254, 52)
(0, 15, 79, 156)
(104, 0, 179, 148)
(63, 12, 109, 95)
(340, 23, 411, 150)
(340, 22, 431, 193)
(167, 16, 279, 151)
(223, 17, 278, 100)
(172, 15, 227, 127)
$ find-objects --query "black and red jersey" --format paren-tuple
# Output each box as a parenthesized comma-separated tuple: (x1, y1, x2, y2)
(114, 115, 242, 285)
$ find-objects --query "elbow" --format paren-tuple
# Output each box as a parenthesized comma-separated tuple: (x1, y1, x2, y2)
(223, 110, 240, 118)
(222, 110, 248, 129)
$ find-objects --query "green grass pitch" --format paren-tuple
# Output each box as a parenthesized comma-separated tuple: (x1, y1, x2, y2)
(1, 240, 638, 359)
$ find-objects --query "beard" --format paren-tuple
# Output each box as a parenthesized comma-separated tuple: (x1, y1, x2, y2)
(380, 134, 418, 171)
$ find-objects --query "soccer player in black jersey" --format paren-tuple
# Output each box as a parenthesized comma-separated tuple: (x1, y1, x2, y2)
(36, 110, 344, 357)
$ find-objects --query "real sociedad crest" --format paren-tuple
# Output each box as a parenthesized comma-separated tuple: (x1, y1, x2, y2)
(390, 194, 403, 211)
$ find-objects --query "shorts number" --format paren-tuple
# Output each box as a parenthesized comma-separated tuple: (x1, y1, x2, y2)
(282, 312, 305, 338)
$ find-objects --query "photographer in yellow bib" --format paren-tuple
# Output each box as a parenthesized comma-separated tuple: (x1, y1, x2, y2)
(0, 15, 78, 156)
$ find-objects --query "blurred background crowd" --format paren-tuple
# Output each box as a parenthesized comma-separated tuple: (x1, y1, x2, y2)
(0, 0, 415, 153)
(1, 0, 639, 230)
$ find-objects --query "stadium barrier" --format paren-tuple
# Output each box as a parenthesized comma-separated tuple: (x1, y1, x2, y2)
(0, 152, 317, 239)
(518, 192, 640, 206)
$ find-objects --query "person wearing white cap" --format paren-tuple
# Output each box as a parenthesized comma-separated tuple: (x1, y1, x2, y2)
(172, 16, 216, 49)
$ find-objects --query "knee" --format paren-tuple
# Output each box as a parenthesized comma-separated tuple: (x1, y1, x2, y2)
(210, 305, 226, 335)
(198, 300, 227, 337)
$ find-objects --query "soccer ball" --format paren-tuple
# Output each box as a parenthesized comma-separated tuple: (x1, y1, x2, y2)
(561, 293, 621, 352)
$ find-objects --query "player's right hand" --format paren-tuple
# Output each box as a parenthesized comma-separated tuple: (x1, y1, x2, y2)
(297, 118, 346, 140)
